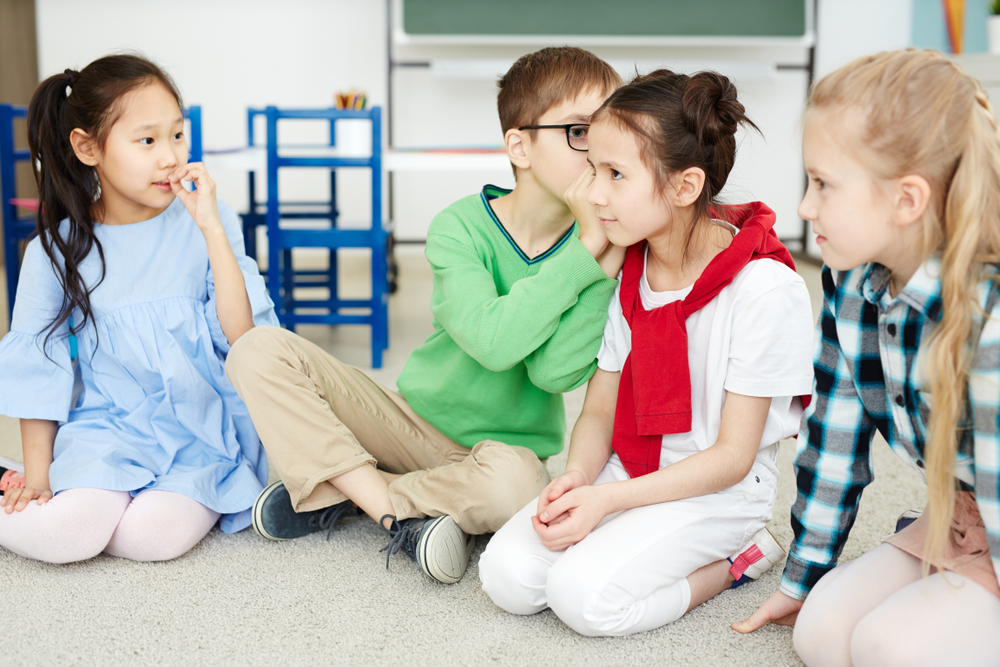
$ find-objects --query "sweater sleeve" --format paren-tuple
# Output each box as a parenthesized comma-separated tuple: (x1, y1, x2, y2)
(425, 209, 612, 373)
(522, 276, 617, 393)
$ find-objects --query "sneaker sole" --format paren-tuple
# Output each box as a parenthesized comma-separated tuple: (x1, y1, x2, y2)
(417, 516, 475, 585)
(743, 527, 786, 580)
(252, 480, 293, 542)
(0, 457, 24, 474)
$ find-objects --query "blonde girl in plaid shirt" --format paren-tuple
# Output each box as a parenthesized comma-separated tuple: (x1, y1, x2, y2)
(733, 49, 1000, 666)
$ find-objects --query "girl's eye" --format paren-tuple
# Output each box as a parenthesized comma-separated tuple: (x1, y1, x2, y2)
(812, 177, 826, 189)
(139, 138, 153, 146)
(174, 132, 184, 140)
(611, 169, 623, 180)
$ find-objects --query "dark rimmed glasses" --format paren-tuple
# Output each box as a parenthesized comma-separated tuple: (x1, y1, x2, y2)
(517, 123, 589, 151)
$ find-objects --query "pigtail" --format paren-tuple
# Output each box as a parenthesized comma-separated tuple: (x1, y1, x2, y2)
(27, 69, 105, 350)
(924, 83, 1000, 574)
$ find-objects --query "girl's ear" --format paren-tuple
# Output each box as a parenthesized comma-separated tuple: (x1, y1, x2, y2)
(893, 174, 932, 228)
(504, 128, 530, 172)
(70, 129, 99, 167)
(671, 166, 706, 208)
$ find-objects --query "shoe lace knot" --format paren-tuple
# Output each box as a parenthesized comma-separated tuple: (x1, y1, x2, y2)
(310, 501, 358, 541)
(378, 516, 423, 569)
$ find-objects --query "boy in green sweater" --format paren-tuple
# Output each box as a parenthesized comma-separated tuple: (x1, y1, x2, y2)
(225, 47, 623, 584)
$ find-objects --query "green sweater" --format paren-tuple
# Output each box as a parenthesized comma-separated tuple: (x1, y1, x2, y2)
(397, 185, 618, 459)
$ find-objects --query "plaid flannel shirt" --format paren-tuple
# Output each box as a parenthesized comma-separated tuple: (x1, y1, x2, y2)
(780, 257, 1000, 601)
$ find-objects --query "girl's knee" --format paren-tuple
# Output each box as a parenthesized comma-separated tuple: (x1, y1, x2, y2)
(546, 560, 617, 637)
(793, 581, 855, 667)
(106, 519, 211, 562)
(479, 525, 549, 616)
(849, 606, 924, 667)
(105, 493, 217, 562)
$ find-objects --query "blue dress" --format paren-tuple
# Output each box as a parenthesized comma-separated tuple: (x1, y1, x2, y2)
(0, 199, 278, 533)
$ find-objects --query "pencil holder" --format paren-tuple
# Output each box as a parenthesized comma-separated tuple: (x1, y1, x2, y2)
(336, 118, 370, 156)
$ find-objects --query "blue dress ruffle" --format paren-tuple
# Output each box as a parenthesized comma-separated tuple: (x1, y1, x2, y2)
(0, 199, 277, 533)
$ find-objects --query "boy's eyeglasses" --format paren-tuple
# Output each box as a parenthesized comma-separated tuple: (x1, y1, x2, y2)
(518, 124, 589, 151)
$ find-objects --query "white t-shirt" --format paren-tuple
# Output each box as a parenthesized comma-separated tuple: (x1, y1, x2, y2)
(597, 241, 815, 489)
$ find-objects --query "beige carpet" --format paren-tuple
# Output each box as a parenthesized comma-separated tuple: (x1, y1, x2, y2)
(0, 252, 927, 667)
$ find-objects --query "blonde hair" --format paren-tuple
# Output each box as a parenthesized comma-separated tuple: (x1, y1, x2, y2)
(807, 49, 1000, 572)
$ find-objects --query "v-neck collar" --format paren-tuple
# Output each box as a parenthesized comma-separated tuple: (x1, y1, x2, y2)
(480, 184, 576, 265)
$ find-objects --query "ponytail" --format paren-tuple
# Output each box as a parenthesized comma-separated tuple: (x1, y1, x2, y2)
(25, 54, 182, 350)
(923, 85, 1000, 572)
(28, 69, 105, 350)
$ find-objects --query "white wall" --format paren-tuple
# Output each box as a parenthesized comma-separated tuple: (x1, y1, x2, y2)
(36, 0, 388, 229)
(34, 0, 916, 251)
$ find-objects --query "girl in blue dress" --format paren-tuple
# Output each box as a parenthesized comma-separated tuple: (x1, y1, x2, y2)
(0, 54, 276, 563)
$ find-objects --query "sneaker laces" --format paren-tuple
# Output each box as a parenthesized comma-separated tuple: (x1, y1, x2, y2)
(378, 515, 425, 569)
(308, 500, 359, 541)
(0, 469, 25, 493)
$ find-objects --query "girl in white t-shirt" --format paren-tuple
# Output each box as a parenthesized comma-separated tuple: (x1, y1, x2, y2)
(479, 69, 815, 637)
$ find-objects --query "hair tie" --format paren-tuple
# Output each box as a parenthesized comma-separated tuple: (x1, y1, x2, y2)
(64, 68, 77, 87)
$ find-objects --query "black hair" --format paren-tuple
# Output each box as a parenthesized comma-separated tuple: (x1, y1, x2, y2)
(27, 54, 182, 352)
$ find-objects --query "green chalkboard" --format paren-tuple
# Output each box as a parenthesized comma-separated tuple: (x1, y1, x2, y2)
(402, 0, 807, 38)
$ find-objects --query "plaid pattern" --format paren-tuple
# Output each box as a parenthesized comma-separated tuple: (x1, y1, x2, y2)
(780, 257, 1000, 600)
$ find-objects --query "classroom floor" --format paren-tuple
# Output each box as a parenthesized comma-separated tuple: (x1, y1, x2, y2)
(0, 248, 926, 667)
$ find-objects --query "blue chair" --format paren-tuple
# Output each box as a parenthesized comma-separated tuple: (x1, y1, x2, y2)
(0, 104, 33, 322)
(240, 107, 342, 299)
(0, 104, 202, 322)
(257, 106, 389, 368)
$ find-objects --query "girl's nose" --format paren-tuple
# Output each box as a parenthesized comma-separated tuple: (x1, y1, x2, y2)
(587, 182, 605, 207)
(796, 195, 815, 222)
(160, 144, 181, 169)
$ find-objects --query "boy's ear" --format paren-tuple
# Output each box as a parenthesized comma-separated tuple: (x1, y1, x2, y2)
(893, 174, 931, 228)
(70, 128, 99, 167)
(670, 167, 706, 208)
(504, 128, 530, 172)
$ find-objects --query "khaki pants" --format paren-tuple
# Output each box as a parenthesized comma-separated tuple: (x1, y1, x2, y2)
(225, 327, 550, 534)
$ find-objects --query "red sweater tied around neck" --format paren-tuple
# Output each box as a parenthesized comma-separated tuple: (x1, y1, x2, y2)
(611, 201, 806, 478)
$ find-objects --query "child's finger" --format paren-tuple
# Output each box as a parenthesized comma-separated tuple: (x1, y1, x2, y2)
(14, 491, 33, 511)
(538, 496, 573, 524)
(180, 163, 215, 191)
(731, 609, 771, 634)
(169, 166, 191, 183)
(170, 178, 191, 202)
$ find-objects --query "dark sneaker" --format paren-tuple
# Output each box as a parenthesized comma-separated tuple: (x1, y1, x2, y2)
(379, 514, 475, 584)
(252, 480, 359, 541)
(894, 509, 922, 533)
(729, 527, 786, 589)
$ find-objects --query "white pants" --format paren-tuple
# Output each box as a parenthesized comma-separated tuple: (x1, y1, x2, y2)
(479, 455, 776, 637)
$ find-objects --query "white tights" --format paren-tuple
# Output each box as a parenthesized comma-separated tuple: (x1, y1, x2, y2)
(794, 543, 1000, 667)
(0, 488, 220, 564)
